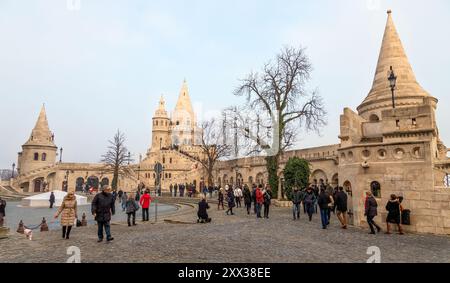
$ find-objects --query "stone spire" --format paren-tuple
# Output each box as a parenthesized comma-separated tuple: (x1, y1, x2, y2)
(175, 79, 194, 116)
(24, 105, 56, 147)
(357, 10, 432, 117)
(154, 95, 168, 118)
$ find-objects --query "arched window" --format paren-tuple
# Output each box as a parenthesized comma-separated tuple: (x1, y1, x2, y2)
(41, 153, 47, 161)
(371, 181, 381, 198)
(369, 114, 380, 122)
(169, 158, 172, 164)
(34, 152, 39, 161)
(156, 120, 158, 126)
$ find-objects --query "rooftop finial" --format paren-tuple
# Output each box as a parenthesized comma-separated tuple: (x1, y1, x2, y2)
(387, 9, 392, 14)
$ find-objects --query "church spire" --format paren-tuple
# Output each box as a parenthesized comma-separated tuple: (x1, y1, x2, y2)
(357, 10, 431, 116)
(24, 104, 56, 147)
(175, 79, 194, 116)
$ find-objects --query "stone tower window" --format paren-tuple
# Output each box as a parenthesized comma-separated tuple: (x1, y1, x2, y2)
(369, 114, 380, 122)
(41, 153, 47, 161)
(362, 150, 371, 159)
(412, 147, 421, 158)
(347, 151, 354, 161)
(444, 173, 450, 188)
(371, 181, 381, 198)
(412, 118, 417, 126)
(156, 120, 158, 126)
(34, 152, 39, 161)
(396, 120, 400, 128)
(378, 149, 387, 159)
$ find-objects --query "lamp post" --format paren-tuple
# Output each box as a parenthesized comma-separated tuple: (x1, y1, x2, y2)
(127, 152, 131, 165)
(11, 163, 15, 179)
(59, 147, 63, 163)
(388, 66, 397, 109)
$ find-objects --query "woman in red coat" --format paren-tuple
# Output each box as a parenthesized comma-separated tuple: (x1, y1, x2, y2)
(140, 190, 152, 222)
(255, 185, 264, 218)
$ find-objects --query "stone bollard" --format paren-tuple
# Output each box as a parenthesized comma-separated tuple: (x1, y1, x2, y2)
(40, 217, 49, 232)
(81, 213, 87, 227)
(17, 220, 25, 234)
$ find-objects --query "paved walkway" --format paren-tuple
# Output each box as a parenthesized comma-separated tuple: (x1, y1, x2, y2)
(0, 202, 449, 263)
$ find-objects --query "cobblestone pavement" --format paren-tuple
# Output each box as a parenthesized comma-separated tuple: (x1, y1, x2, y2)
(1, 201, 449, 263)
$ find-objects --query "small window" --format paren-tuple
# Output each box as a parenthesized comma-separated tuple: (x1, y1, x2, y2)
(41, 153, 47, 161)
(153, 173, 156, 179)
(371, 181, 381, 198)
(444, 173, 450, 188)
(163, 157, 166, 164)
(169, 158, 172, 164)
(176, 121, 180, 126)
(412, 118, 417, 126)
(156, 120, 158, 126)
(369, 114, 380, 122)
(396, 120, 400, 128)
(34, 153, 39, 161)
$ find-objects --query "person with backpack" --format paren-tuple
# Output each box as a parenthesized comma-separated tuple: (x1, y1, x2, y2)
(385, 194, 404, 235)
(243, 185, 252, 215)
(334, 186, 348, 229)
(365, 191, 381, 234)
(125, 193, 139, 227)
(303, 186, 316, 221)
(263, 185, 272, 219)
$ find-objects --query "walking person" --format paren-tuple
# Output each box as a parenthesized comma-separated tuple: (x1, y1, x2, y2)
(385, 194, 404, 235)
(234, 186, 243, 208)
(135, 189, 140, 202)
(225, 186, 235, 215)
(174, 183, 178, 197)
(49, 191, 55, 208)
(365, 191, 381, 234)
(169, 184, 173, 197)
(334, 186, 348, 229)
(218, 187, 225, 210)
(0, 197, 7, 227)
(255, 185, 264, 218)
(318, 188, 333, 229)
(243, 185, 252, 215)
(303, 187, 316, 221)
(125, 193, 139, 227)
(121, 192, 127, 211)
(263, 186, 272, 219)
(291, 187, 302, 220)
(118, 189, 123, 203)
(252, 185, 257, 214)
(140, 190, 152, 222)
(54, 191, 77, 239)
(91, 185, 115, 242)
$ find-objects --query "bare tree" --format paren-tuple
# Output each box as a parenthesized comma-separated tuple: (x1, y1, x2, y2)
(100, 130, 134, 190)
(198, 118, 233, 187)
(234, 46, 327, 199)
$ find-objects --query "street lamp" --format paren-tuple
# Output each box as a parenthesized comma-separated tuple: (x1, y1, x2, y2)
(11, 163, 15, 179)
(127, 152, 131, 165)
(59, 147, 63, 163)
(64, 170, 69, 191)
(388, 66, 397, 109)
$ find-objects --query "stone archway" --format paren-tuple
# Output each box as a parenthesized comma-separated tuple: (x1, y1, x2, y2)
(87, 176, 99, 190)
(76, 177, 84, 192)
(248, 176, 253, 186)
(311, 169, 327, 186)
(33, 178, 44, 192)
(256, 172, 264, 186)
(331, 173, 339, 187)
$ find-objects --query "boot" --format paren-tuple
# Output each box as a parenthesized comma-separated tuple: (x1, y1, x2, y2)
(62, 226, 66, 239)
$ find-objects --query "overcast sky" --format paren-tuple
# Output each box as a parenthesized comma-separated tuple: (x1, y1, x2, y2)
(1, 0, 449, 168)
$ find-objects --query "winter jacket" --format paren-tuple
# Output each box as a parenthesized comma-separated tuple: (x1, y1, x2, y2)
(49, 193, 55, 203)
(140, 193, 152, 209)
(126, 199, 139, 214)
(227, 191, 235, 207)
(365, 196, 378, 217)
(198, 200, 210, 219)
(334, 191, 348, 212)
(243, 188, 252, 204)
(56, 197, 77, 226)
(317, 192, 332, 210)
(0, 199, 6, 215)
(386, 200, 401, 224)
(255, 188, 264, 204)
(263, 190, 272, 205)
(303, 191, 316, 204)
(91, 191, 115, 222)
(291, 190, 303, 204)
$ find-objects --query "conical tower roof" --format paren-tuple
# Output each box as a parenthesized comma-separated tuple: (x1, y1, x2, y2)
(175, 79, 194, 115)
(23, 105, 56, 148)
(357, 10, 432, 117)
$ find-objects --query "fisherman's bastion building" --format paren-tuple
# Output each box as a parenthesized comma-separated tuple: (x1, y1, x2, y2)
(2, 11, 449, 235)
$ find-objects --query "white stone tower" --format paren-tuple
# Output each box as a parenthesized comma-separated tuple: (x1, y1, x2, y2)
(150, 95, 171, 152)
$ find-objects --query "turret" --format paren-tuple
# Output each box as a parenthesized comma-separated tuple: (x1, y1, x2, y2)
(150, 96, 170, 152)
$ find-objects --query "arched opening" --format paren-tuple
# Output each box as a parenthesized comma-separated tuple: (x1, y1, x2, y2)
(87, 176, 99, 191)
(101, 177, 109, 187)
(311, 169, 327, 185)
(370, 181, 381, 198)
(34, 152, 39, 161)
(343, 181, 352, 196)
(218, 177, 222, 188)
(75, 177, 84, 191)
(248, 176, 253, 186)
(223, 174, 228, 186)
(331, 173, 339, 187)
(369, 114, 380, 122)
(236, 173, 243, 187)
(41, 153, 47, 161)
(33, 178, 43, 192)
(256, 173, 264, 186)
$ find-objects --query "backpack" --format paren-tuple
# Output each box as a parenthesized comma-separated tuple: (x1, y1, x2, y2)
(401, 209, 411, 225)
(264, 192, 271, 204)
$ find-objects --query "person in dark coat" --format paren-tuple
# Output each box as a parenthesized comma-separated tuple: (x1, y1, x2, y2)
(49, 192, 55, 208)
(251, 185, 257, 214)
(197, 196, 211, 223)
(91, 185, 116, 242)
(218, 187, 225, 210)
(135, 189, 140, 202)
(174, 183, 178, 197)
(225, 186, 235, 215)
(118, 190, 123, 202)
(317, 188, 333, 229)
(169, 184, 173, 197)
(334, 187, 348, 229)
(291, 187, 302, 220)
(0, 197, 6, 226)
(263, 186, 272, 219)
(385, 194, 404, 235)
(365, 191, 381, 234)
(243, 185, 252, 215)
(303, 187, 316, 221)
(125, 193, 139, 227)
